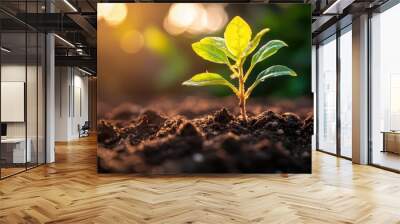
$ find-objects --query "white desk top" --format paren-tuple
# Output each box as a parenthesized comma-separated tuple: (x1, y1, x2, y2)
(1, 138, 27, 143)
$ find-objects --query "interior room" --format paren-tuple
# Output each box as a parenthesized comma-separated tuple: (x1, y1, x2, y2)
(0, 0, 400, 223)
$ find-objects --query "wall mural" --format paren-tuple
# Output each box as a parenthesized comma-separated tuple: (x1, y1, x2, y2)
(97, 3, 313, 174)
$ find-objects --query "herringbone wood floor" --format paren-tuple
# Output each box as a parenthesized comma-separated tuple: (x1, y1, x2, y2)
(1, 136, 400, 224)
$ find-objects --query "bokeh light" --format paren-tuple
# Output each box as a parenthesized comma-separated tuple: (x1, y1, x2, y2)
(163, 16, 186, 36)
(98, 3, 128, 26)
(120, 30, 144, 54)
(164, 3, 228, 35)
(186, 4, 208, 35)
(168, 3, 199, 29)
(144, 26, 170, 55)
(204, 5, 228, 33)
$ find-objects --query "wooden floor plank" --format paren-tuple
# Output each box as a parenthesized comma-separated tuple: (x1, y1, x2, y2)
(0, 136, 399, 223)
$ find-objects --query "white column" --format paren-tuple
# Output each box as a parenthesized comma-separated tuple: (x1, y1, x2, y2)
(46, 32, 55, 163)
(55, 67, 73, 141)
(352, 14, 369, 164)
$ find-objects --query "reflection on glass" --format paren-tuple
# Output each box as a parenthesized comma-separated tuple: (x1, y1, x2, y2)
(38, 33, 46, 165)
(340, 28, 352, 158)
(317, 36, 337, 154)
(371, 4, 400, 171)
(27, 31, 38, 168)
(1, 31, 27, 177)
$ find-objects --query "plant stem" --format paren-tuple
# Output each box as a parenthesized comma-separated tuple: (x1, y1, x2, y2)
(238, 73, 247, 122)
(243, 63, 255, 82)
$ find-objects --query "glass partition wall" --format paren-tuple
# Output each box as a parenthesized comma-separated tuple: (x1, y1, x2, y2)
(370, 3, 400, 171)
(317, 35, 337, 154)
(316, 0, 400, 171)
(316, 26, 353, 159)
(0, 2, 46, 179)
(339, 26, 352, 159)
(0, 31, 27, 177)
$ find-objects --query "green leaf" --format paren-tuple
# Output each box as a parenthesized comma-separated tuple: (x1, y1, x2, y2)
(244, 28, 270, 56)
(224, 16, 252, 58)
(192, 41, 229, 64)
(182, 72, 238, 94)
(251, 40, 287, 67)
(200, 37, 236, 60)
(256, 65, 297, 81)
(245, 65, 297, 99)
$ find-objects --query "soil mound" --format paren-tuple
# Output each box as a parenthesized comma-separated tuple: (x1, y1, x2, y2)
(98, 108, 312, 174)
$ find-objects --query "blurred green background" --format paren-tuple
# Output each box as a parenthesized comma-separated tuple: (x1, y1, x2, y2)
(98, 3, 311, 106)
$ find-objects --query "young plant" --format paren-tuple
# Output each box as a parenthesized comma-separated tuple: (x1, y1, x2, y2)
(182, 16, 297, 121)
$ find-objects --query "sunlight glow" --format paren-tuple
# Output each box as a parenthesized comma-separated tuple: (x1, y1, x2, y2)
(98, 3, 127, 26)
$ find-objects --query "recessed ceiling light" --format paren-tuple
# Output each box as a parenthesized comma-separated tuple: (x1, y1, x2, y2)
(54, 34, 75, 48)
(63, 0, 78, 12)
(322, 0, 354, 15)
(78, 67, 93, 76)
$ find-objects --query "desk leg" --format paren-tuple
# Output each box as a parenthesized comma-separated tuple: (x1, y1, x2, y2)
(382, 133, 386, 153)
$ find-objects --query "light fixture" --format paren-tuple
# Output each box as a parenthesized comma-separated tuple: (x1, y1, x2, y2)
(77, 67, 94, 76)
(323, 0, 341, 14)
(54, 34, 75, 48)
(1, 47, 11, 53)
(63, 0, 78, 12)
(322, 0, 354, 15)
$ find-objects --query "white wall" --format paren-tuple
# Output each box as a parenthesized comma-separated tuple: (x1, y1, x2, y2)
(1, 65, 37, 138)
(55, 67, 89, 141)
(55, 67, 70, 141)
(1, 65, 26, 141)
(1, 63, 46, 164)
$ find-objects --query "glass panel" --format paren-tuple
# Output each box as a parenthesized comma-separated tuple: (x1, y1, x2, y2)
(0, 1, 46, 178)
(27, 31, 38, 169)
(317, 35, 337, 154)
(38, 32, 45, 165)
(1, 30, 27, 177)
(312, 45, 317, 150)
(26, 0, 39, 169)
(371, 4, 400, 171)
(339, 27, 352, 158)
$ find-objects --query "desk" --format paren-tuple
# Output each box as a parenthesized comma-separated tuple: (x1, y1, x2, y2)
(1, 138, 31, 163)
(382, 131, 400, 154)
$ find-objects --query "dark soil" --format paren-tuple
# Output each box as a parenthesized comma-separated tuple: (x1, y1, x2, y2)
(97, 99, 313, 174)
